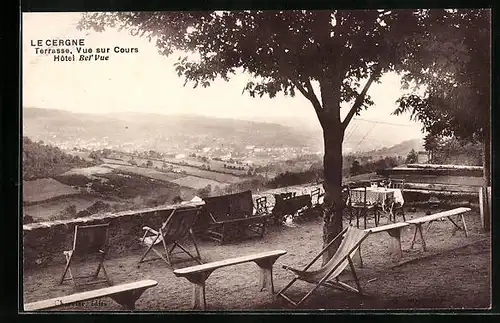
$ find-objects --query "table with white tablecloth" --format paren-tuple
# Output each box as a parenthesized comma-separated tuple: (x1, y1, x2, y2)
(350, 187, 404, 205)
(350, 187, 404, 223)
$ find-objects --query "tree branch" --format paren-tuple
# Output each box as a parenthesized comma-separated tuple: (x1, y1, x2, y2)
(342, 65, 381, 130)
(304, 78, 323, 112)
(291, 79, 311, 100)
(291, 78, 324, 126)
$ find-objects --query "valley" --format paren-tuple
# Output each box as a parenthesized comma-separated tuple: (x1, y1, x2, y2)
(22, 107, 425, 223)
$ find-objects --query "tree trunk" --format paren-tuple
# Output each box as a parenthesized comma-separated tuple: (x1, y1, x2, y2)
(318, 75, 345, 266)
(483, 131, 491, 186)
(482, 129, 491, 231)
(321, 125, 345, 265)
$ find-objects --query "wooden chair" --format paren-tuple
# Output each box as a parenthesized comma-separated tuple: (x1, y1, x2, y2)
(346, 185, 377, 229)
(255, 196, 269, 217)
(387, 178, 406, 222)
(138, 206, 203, 267)
(310, 187, 324, 206)
(277, 226, 371, 307)
(369, 178, 385, 187)
(59, 223, 113, 289)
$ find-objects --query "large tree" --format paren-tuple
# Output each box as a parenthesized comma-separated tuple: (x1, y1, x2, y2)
(392, 9, 491, 228)
(394, 9, 490, 180)
(79, 9, 483, 261)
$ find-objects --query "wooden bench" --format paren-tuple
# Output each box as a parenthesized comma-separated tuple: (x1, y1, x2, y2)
(173, 250, 287, 310)
(406, 207, 471, 252)
(353, 222, 411, 266)
(200, 191, 269, 244)
(271, 194, 312, 224)
(24, 280, 158, 311)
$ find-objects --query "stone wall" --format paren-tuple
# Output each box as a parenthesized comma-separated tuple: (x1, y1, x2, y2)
(22, 202, 204, 270)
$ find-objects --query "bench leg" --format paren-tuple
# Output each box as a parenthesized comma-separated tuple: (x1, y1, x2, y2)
(411, 224, 427, 251)
(387, 228, 403, 262)
(410, 224, 418, 249)
(461, 214, 469, 237)
(185, 272, 211, 310)
(254, 257, 280, 294)
(259, 267, 274, 294)
(448, 215, 468, 238)
(110, 286, 154, 310)
(419, 225, 427, 251)
(192, 282, 206, 310)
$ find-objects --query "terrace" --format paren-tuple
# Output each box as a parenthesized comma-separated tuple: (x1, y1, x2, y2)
(22, 199, 490, 311)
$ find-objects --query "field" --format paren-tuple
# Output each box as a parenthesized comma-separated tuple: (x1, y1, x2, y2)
(167, 164, 244, 183)
(123, 157, 245, 184)
(22, 207, 490, 310)
(101, 158, 132, 166)
(180, 157, 249, 176)
(23, 178, 80, 203)
(103, 164, 184, 182)
(23, 196, 117, 220)
(171, 175, 229, 190)
(62, 165, 114, 177)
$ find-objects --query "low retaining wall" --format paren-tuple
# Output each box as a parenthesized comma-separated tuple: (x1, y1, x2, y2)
(22, 201, 204, 270)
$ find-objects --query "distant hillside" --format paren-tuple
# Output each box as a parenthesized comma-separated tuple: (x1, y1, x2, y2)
(355, 138, 425, 158)
(23, 108, 319, 151)
(22, 136, 95, 180)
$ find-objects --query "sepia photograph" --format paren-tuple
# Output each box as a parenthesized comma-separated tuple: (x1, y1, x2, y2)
(21, 9, 491, 312)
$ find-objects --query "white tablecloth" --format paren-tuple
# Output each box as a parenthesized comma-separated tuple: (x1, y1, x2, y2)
(350, 187, 404, 206)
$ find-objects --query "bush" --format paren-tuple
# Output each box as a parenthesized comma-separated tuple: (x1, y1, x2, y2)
(196, 185, 212, 198)
(405, 149, 419, 164)
(172, 196, 183, 204)
(267, 169, 321, 189)
(22, 136, 96, 180)
(24, 214, 34, 224)
(86, 201, 111, 215)
(76, 210, 91, 218)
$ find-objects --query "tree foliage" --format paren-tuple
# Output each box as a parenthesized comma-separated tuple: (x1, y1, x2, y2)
(22, 136, 95, 180)
(424, 135, 483, 165)
(405, 149, 419, 164)
(79, 10, 418, 125)
(350, 160, 362, 176)
(393, 9, 490, 141)
(78, 9, 489, 259)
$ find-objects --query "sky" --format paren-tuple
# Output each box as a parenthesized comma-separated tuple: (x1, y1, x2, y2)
(22, 12, 426, 142)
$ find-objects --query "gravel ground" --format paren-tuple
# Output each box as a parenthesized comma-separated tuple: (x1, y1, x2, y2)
(22, 207, 491, 311)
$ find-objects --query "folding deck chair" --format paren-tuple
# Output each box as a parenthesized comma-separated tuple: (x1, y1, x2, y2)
(138, 206, 203, 267)
(59, 223, 113, 289)
(277, 226, 370, 307)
